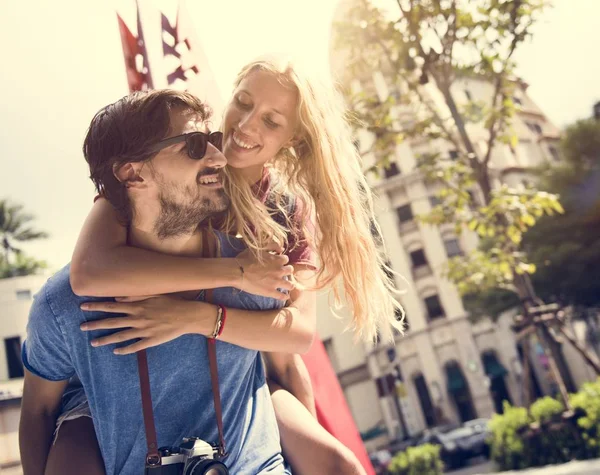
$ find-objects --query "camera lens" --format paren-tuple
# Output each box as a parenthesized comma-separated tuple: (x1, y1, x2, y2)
(185, 458, 228, 475)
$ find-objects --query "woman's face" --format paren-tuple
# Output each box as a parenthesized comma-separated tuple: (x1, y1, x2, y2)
(222, 69, 299, 182)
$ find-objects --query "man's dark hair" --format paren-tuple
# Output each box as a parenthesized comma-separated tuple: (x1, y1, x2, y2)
(83, 89, 211, 223)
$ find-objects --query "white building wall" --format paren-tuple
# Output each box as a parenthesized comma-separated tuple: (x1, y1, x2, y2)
(345, 380, 382, 433)
(0, 275, 48, 382)
(0, 274, 49, 466)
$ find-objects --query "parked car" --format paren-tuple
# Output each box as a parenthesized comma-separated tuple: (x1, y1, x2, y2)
(387, 432, 424, 455)
(416, 420, 490, 470)
(369, 449, 393, 474)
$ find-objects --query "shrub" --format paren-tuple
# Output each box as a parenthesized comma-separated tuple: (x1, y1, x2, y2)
(489, 379, 600, 471)
(530, 396, 564, 423)
(488, 401, 530, 471)
(570, 379, 600, 459)
(387, 444, 443, 475)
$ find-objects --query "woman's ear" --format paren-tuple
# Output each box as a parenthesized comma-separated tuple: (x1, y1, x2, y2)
(294, 138, 311, 158)
(285, 136, 310, 157)
(113, 162, 145, 188)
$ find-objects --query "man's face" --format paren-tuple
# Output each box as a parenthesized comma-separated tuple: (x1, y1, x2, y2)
(145, 109, 230, 239)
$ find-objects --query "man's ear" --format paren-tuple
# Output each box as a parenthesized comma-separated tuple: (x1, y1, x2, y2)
(113, 162, 145, 188)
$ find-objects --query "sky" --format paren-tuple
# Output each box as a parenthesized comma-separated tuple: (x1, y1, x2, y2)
(0, 0, 598, 271)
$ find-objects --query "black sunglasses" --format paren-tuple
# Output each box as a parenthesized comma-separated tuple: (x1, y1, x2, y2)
(149, 131, 223, 160)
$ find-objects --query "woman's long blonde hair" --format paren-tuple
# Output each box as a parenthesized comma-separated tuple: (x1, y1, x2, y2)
(222, 55, 405, 343)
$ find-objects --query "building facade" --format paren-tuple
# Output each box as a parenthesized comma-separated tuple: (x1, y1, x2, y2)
(320, 28, 598, 450)
(0, 274, 48, 467)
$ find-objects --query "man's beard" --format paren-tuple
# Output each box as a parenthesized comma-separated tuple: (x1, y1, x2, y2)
(153, 174, 230, 240)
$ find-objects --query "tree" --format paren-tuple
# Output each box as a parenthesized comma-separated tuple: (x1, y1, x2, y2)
(0, 199, 48, 278)
(334, 0, 600, 406)
(524, 118, 600, 311)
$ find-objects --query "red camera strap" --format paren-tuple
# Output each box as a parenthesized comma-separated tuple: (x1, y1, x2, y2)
(137, 228, 226, 466)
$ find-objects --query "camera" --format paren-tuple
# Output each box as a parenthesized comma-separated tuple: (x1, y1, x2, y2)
(145, 437, 229, 475)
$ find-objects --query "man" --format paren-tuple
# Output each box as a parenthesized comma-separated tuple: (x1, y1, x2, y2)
(19, 90, 298, 474)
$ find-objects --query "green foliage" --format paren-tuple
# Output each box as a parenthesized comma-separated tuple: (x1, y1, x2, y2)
(0, 252, 47, 279)
(560, 118, 600, 170)
(570, 379, 600, 458)
(488, 402, 530, 470)
(529, 396, 564, 423)
(0, 198, 48, 278)
(489, 382, 600, 470)
(387, 444, 443, 475)
(334, 0, 558, 304)
(523, 118, 600, 309)
(463, 287, 520, 321)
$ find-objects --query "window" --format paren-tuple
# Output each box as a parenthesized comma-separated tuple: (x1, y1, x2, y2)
(449, 150, 459, 160)
(526, 122, 543, 134)
(444, 238, 463, 258)
(548, 146, 560, 161)
(396, 204, 414, 224)
(384, 162, 400, 178)
(424, 295, 445, 320)
(4, 337, 24, 379)
(409, 249, 428, 268)
(429, 196, 442, 207)
(16, 289, 32, 300)
(375, 374, 396, 397)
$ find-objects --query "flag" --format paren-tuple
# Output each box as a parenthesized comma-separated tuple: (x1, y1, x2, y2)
(116, 0, 223, 120)
(116, 2, 152, 91)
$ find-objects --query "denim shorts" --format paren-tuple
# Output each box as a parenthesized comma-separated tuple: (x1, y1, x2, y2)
(53, 377, 92, 443)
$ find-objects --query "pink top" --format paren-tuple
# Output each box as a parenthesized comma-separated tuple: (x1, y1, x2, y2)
(252, 168, 317, 270)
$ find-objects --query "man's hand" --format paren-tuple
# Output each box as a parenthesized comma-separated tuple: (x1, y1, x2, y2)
(79, 296, 215, 355)
(235, 242, 295, 300)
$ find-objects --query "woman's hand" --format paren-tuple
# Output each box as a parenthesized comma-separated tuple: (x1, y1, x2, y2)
(235, 242, 295, 299)
(79, 296, 215, 355)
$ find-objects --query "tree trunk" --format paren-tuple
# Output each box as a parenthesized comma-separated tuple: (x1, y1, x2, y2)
(436, 80, 479, 160)
(512, 273, 579, 409)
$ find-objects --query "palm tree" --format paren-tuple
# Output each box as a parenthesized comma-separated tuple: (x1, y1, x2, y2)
(0, 199, 48, 277)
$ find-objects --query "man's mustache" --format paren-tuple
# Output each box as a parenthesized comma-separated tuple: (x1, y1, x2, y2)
(196, 168, 223, 181)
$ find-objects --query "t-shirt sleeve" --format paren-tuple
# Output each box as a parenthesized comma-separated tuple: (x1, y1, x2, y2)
(286, 196, 318, 271)
(22, 287, 75, 381)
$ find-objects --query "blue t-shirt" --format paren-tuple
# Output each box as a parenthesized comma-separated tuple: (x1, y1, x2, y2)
(22, 232, 289, 475)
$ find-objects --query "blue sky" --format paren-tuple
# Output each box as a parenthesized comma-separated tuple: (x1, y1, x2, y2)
(0, 0, 598, 270)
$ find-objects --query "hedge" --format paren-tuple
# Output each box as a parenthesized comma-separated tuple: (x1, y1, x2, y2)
(387, 443, 444, 475)
(489, 379, 600, 471)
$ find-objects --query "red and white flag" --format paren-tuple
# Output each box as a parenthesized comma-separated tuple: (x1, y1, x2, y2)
(116, 0, 224, 121)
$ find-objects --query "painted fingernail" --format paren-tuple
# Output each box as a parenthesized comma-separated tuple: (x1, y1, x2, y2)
(91, 340, 99, 347)
(80, 304, 89, 310)
(80, 324, 88, 330)
(113, 349, 122, 355)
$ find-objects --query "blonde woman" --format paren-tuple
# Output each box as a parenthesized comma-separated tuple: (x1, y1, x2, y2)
(56, 56, 403, 474)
